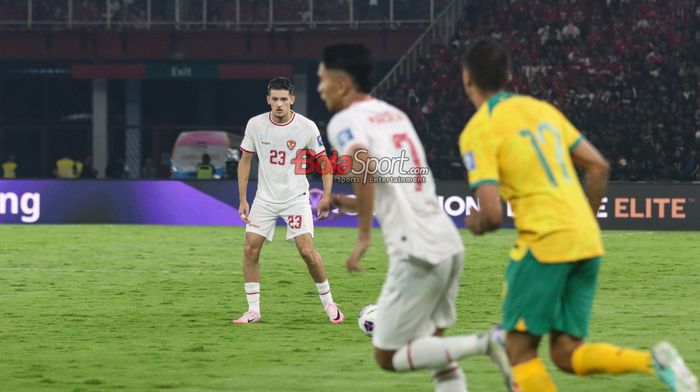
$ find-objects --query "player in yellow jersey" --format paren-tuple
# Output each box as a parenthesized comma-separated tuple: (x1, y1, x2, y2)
(458, 38, 697, 392)
(2, 155, 18, 178)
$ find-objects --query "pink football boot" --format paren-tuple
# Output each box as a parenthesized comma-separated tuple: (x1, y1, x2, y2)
(325, 303, 344, 324)
(232, 310, 261, 324)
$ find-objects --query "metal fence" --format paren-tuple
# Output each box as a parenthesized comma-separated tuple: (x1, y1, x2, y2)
(372, 0, 465, 95)
(0, 0, 450, 29)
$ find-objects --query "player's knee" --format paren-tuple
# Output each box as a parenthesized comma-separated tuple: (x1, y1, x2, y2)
(506, 332, 540, 365)
(549, 335, 580, 373)
(374, 349, 396, 371)
(298, 246, 316, 263)
(244, 243, 261, 261)
(550, 346, 575, 373)
(508, 347, 537, 366)
(376, 359, 395, 371)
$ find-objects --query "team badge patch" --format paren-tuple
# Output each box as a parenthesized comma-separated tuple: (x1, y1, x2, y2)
(317, 135, 324, 147)
(463, 150, 476, 171)
(337, 129, 354, 148)
(287, 140, 297, 150)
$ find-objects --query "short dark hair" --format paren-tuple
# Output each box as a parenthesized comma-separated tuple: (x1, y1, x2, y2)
(460, 38, 511, 92)
(268, 77, 295, 95)
(322, 43, 373, 93)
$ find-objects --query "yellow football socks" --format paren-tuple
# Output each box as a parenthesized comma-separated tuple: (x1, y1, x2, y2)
(512, 357, 558, 392)
(572, 343, 653, 375)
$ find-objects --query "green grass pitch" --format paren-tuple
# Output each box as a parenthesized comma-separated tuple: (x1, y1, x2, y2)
(0, 225, 698, 391)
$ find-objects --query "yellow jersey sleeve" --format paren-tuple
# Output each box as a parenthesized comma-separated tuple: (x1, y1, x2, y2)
(459, 121, 500, 190)
(557, 109, 585, 152)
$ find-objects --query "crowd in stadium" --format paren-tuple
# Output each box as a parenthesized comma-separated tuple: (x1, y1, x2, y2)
(0, 0, 447, 24)
(379, 0, 700, 182)
(1, 0, 697, 182)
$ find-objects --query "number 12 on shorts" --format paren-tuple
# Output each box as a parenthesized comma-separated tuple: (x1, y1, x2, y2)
(287, 215, 302, 229)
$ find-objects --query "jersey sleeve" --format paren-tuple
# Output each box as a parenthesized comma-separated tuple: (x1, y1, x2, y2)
(459, 125, 500, 190)
(240, 119, 256, 153)
(559, 110, 584, 152)
(307, 122, 327, 156)
(327, 114, 369, 155)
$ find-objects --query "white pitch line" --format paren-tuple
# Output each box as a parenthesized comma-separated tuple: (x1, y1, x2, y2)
(602, 231, 656, 237)
(0, 267, 231, 275)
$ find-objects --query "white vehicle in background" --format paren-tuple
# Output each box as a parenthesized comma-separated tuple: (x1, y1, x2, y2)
(170, 130, 256, 179)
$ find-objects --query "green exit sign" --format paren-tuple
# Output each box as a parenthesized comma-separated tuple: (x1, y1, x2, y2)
(146, 64, 219, 79)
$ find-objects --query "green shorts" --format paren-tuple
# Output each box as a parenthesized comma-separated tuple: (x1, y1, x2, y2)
(502, 251, 601, 338)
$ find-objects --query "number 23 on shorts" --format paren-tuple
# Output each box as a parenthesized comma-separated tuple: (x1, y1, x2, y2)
(287, 215, 302, 229)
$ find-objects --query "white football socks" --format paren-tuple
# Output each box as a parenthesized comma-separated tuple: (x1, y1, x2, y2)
(433, 363, 468, 392)
(392, 334, 489, 372)
(244, 282, 260, 314)
(315, 280, 334, 307)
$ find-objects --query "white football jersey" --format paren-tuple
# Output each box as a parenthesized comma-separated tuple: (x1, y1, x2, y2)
(241, 111, 326, 204)
(327, 98, 463, 264)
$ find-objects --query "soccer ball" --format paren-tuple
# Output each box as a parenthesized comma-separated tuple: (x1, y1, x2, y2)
(358, 304, 378, 337)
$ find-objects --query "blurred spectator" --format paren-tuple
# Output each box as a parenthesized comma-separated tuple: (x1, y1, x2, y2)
(196, 153, 215, 179)
(54, 155, 78, 179)
(2, 155, 18, 178)
(561, 22, 580, 42)
(79, 156, 98, 178)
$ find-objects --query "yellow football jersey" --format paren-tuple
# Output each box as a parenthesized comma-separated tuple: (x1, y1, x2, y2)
(56, 158, 77, 179)
(459, 92, 604, 263)
(2, 161, 17, 178)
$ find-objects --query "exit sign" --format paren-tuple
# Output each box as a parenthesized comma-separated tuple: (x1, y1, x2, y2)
(146, 64, 219, 79)
(71, 63, 294, 79)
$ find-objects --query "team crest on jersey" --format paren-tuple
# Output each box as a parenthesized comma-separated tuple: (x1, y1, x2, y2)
(337, 129, 354, 148)
(287, 140, 297, 150)
(317, 135, 323, 147)
(463, 150, 476, 171)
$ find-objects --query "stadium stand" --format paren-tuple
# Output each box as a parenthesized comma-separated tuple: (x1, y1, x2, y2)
(379, 0, 699, 181)
(0, 0, 696, 181)
(1, 0, 451, 29)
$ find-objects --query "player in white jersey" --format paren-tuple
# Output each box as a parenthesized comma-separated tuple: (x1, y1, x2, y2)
(317, 44, 512, 392)
(232, 77, 344, 325)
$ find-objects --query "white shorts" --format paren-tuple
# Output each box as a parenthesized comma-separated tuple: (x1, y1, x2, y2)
(372, 252, 464, 351)
(245, 197, 314, 241)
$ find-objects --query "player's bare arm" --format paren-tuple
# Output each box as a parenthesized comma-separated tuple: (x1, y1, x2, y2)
(346, 148, 374, 272)
(571, 139, 610, 213)
(237, 151, 253, 223)
(317, 154, 333, 221)
(467, 184, 503, 235)
(328, 146, 373, 215)
(330, 193, 358, 214)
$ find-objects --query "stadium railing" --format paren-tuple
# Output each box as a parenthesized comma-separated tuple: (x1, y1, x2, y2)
(0, 0, 449, 30)
(371, 0, 465, 95)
